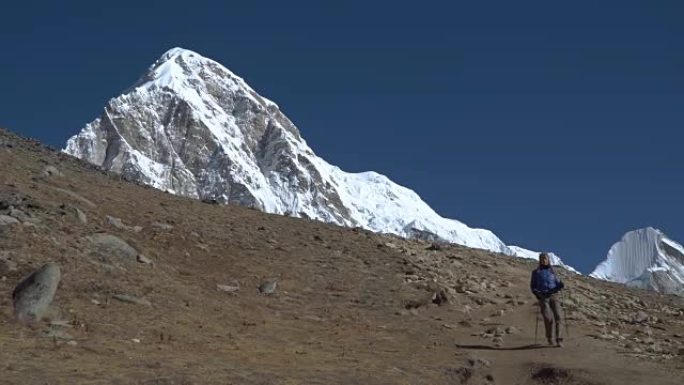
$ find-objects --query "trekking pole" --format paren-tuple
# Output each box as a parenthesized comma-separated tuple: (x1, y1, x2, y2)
(561, 289, 570, 338)
(534, 304, 539, 345)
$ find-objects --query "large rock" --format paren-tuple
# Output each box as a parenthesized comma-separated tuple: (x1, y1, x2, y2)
(87, 233, 139, 261)
(12, 263, 61, 323)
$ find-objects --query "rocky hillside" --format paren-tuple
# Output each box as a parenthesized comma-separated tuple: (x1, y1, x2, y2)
(1, 128, 683, 384)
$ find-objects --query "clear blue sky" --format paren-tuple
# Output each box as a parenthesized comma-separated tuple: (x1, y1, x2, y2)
(2, 1, 682, 273)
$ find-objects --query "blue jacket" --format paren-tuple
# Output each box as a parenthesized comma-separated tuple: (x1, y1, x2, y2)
(530, 266, 564, 296)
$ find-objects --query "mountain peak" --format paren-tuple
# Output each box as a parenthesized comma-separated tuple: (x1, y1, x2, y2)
(591, 227, 684, 295)
(64, 48, 577, 272)
(158, 47, 199, 61)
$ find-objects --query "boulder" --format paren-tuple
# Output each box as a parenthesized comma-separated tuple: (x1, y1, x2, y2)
(12, 263, 61, 323)
(87, 233, 138, 261)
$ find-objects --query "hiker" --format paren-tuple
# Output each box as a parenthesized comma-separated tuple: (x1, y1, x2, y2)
(530, 252, 565, 347)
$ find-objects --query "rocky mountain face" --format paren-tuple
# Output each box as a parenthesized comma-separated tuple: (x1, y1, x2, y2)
(64, 47, 576, 268)
(591, 227, 684, 295)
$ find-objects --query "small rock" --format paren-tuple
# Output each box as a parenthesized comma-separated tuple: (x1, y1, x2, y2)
(136, 254, 152, 264)
(0, 215, 19, 226)
(384, 242, 399, 249)
(426, 243, 443, 251)
(12, 263, 61, 323)
(74, 207, 87, 224)
(152, 222, 174, 231)
(633, 311, 649, 323)
(106, 216, 126, 230)
(492, 336, 504, 347)
(505, 326, 521, 335)
(432, 290, 449, 306)
(43, 166, 63, 177)
(259, 280, 278, 294)
(112, 294, 151, 306)
(217, 283, 240, 293)
(131, 226, 143, 233)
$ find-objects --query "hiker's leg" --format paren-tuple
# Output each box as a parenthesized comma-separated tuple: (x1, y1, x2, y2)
(550, 294, 563, 341)
(538, 297, 553, 342)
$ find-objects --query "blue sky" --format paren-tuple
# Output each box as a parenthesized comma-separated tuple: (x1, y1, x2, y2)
(1, 1, 682, 273)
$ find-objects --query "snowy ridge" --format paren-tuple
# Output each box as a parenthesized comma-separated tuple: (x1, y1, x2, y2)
(64, 47, 576, 268)
(591, 227, 684, 295)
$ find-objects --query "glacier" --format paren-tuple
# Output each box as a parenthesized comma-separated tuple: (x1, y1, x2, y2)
(591, 227, 684, 295)
(64, 47, 577, 270)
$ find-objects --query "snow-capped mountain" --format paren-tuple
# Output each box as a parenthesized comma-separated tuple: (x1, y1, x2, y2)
(64, 47, 574, 267)
(591, 227, 684, 295)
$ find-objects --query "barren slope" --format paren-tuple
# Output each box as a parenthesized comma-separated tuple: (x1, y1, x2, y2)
(1, 128, 683, 384)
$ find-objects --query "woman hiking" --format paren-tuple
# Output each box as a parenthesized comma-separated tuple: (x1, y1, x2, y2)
(530, 252, 565, 347)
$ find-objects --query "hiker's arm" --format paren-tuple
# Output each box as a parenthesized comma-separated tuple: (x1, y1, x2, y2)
(530, 271, 539, 296)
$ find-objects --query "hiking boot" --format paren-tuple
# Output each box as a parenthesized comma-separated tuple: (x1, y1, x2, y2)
(547, 338, 554, 346)
(556, 339, 564, 348)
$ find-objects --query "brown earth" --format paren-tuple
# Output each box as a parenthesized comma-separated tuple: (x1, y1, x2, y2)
(0, 128, 682, 384)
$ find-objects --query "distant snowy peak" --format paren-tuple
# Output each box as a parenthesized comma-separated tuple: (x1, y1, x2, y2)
(591, 227, 684, 295)
(64, 47, 576, 270)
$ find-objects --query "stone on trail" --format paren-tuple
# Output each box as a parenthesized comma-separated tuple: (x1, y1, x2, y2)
(12, 263, 61, 323)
